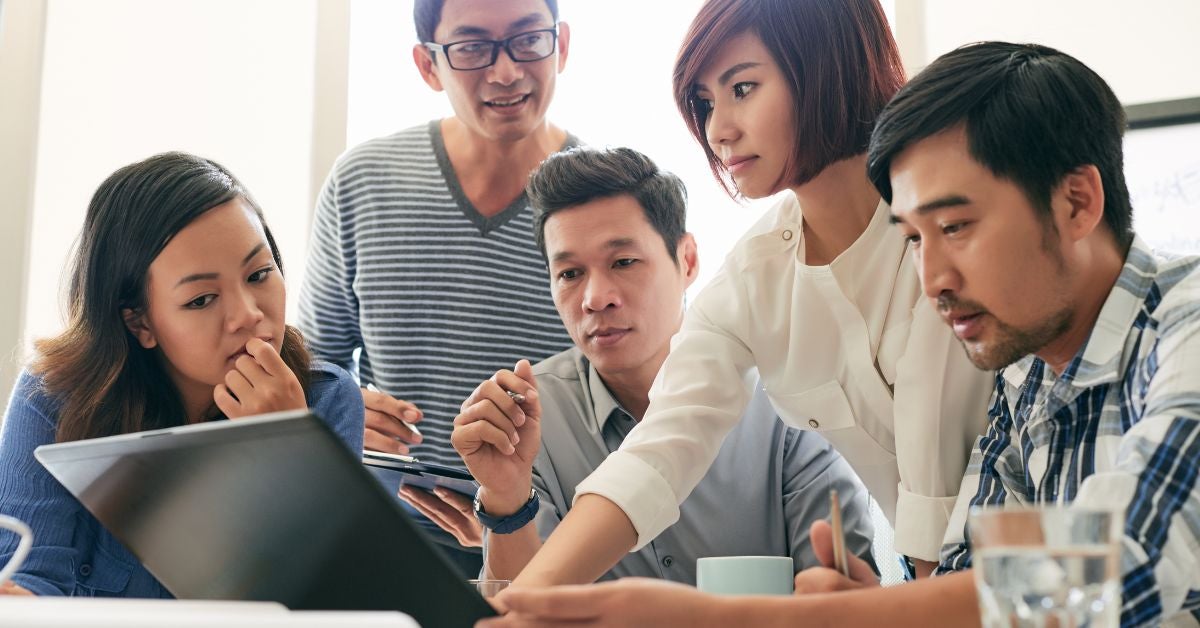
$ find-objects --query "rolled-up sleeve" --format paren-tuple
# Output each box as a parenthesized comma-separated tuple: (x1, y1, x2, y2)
(891, 297, 995, 561)
(573, 267, 757, 550)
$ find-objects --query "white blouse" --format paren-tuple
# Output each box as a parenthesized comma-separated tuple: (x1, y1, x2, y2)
(574, 192, 995, 561)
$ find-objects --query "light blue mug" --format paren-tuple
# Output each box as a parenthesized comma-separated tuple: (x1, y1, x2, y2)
(696, 556, 794, 596)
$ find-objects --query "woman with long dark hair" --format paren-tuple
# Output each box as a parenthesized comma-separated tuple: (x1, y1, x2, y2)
(0, 152, 363, 597)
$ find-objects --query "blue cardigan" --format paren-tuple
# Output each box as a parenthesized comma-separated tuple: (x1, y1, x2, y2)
(0, 361, 364, 597)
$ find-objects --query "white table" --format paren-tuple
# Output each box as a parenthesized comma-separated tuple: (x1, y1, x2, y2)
(0, 597, 420, 627)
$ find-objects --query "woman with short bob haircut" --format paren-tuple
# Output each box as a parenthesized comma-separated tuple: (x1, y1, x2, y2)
(0, 152, 363, 597)
(500, 0, 995, 610)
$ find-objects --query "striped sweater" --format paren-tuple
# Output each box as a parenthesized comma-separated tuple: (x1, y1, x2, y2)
(298, 120, 575, 468)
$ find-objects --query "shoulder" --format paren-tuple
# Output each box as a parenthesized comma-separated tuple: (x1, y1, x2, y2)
(306, 361, 363, 408)
(1151, 253, 1200, 334)
(732, 193, 800, 254)
(5, 369, 60, 429)
(331, 123, 436, 178)
(1, 369, 61, 437)
(533, 348, 584, 380)
(305, 361, 364, 450)
(532, 349, 587, 399)
(561, 129, 584, 150)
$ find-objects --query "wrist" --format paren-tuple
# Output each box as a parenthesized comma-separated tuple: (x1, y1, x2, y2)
(478, 483, 533, 517)
(474, 486, 539, 535)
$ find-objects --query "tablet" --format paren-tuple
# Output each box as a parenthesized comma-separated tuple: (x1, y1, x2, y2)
(35, 411, 495, 626)
(362, 452, 478, 497)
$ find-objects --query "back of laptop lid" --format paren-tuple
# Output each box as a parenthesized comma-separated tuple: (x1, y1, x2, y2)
(35, 412, 495, 626)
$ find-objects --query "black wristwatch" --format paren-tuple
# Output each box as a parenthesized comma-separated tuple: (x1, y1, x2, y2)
(473, 488, 539, 534)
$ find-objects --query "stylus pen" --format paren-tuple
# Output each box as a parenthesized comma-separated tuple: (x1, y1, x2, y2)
(830, 489, 850, 578)
(365, 383, 422, 437)
(506, 390, 526, 405)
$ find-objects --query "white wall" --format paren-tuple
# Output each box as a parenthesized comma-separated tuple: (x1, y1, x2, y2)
(0, 0, 46, 408)
(21, 0, 343, 357)
(912, 0, 1200, 105)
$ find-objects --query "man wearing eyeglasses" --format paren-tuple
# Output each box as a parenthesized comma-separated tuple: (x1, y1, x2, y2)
(297, 0, 577, 577)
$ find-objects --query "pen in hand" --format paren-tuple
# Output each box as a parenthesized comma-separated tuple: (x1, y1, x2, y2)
(830, 489, 850, 578)
(365, 382, 422, 437)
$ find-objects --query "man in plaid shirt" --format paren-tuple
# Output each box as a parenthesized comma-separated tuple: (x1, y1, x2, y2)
(867, 41, 1200, 627)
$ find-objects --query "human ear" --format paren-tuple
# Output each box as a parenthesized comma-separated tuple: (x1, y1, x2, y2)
(677, 233, 700, 289)
(122, 308, 158, 349)
(413, 44, 444, 92)
(556, 21, 571, 72)
(1058, 165, 1105, 242)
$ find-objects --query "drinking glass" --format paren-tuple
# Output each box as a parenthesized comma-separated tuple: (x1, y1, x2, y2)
(970, 506, 1122, 628)
(469, 579, 511, 598)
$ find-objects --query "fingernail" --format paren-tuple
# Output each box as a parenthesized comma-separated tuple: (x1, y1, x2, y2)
(404, 410, 420, 420)
(510, 431, 520, 445)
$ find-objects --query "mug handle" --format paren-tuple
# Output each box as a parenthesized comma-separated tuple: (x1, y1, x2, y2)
(0, 515, 34, 586)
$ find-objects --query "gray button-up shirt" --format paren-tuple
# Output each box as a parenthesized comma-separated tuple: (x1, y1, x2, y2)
(506, 347, 874, 584)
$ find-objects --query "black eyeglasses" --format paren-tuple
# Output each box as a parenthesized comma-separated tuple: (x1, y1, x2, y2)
(423, 28, 558, 71)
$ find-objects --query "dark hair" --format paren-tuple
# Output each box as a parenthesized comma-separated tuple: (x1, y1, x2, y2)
(414, 0, 560, 43)
(673, 0, 904, 196)
(867, 41, 1134, 249)
(527, 147, 688, 261)
(33, 152, 313, 443)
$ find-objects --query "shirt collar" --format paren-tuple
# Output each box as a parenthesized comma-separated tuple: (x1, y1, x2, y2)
(1069, 236, 1160, 388)
(574, 351, 634, 432)
(998, 237, 1159, 394)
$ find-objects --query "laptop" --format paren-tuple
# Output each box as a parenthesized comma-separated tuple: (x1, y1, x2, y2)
(34, 411, 496, 627)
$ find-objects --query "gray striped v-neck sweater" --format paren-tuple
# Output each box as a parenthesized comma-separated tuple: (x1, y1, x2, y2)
(298, 121, 575, 468)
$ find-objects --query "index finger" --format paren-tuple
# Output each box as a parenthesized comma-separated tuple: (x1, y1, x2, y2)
(492, 366, 537, 397)
(244, 337, 288, 377)
(490, 373, 540, 423)
(363, 388, 423, 422)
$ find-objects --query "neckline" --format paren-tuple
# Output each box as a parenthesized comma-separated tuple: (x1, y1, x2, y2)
(428, 119, 579, 236)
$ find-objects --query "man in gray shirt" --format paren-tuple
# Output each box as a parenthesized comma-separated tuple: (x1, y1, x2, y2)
(403, 147, 873, 583)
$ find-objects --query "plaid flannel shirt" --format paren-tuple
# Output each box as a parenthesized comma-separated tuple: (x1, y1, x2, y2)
(937, 237, 1200, 627)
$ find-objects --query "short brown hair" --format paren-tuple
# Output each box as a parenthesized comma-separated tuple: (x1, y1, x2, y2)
(673, 0, 905, 196)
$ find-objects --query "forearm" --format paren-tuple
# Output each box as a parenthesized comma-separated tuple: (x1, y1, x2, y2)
(512, 494, 637, 586)
(483, 525, 542, 581)
(718, 571, 979, 628)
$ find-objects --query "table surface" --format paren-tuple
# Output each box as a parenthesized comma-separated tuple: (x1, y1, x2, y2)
(0, 597, 421, 627)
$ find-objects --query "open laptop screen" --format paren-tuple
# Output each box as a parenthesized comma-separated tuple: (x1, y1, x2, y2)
(35, 411, 495, 626)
